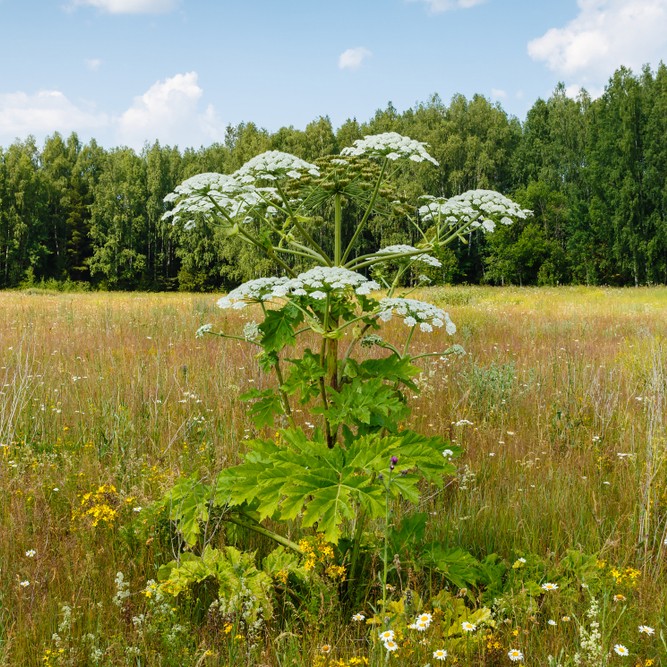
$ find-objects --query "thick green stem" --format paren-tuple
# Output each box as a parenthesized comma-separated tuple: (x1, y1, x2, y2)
(348, 508, 367, 590)
(402, 326, 416, 357)
(334, 192, 343, 266)
(226, 515, 302, 554)
(319, 294, 339, 448)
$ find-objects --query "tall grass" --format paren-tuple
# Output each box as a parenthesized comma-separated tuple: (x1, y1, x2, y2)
(1, 287, 666, 666)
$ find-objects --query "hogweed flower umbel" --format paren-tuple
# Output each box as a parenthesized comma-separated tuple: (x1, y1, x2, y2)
(419, 190, 530, 233)
(341, 131, 439, 165)
(378, 297, 455, 334)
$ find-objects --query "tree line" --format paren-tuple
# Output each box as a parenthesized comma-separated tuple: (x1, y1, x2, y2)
(1, 63, 666, 291)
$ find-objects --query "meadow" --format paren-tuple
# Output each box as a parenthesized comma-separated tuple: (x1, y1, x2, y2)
(1, 286, 666, 666)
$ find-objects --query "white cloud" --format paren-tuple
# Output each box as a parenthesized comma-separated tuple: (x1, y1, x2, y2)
(0, 72, 225, 150)
(338, 47, 372, 71)
(116, 72, 224, 149)
(491, 88, 507, 100)
(528, 0, 667, 88)
(85, 58, 102, 71)
(0, 90, 108, 143)
(68, 0, 177, 14)
(408, 0, 486, 14)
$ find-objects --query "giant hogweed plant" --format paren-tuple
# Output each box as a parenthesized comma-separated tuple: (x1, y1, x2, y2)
(157, 133, 530, 597)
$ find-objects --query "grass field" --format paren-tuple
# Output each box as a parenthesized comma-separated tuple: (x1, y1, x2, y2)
(1, 286, 666, 666)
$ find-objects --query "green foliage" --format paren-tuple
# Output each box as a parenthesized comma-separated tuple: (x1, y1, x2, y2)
(157, 475, 214, 547)
(158, 546, 274, 622)
(214, 427, 459, 543)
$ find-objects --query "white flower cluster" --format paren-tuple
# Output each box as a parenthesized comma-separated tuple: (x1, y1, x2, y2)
(341, 132, 439, 166)
(281, 266, 380, 298)
(195, 323, 213, 338)
(378, 297, 455, 334)
(375, 244, 442, 267)
(216, 277, 290, 310)
(242, 321, 261, 341)
(419, 190, 530, 233)
(234, 150, 320, 183)
(216, 267, 379, 310)
(163, 151, 319, 228)
(162, 172, 262, 229)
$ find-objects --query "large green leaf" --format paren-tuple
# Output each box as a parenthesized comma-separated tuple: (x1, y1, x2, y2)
(318, 377, 409, 431)
(214, 428, 460, 543)
(344, 354, 421, 391)
(282, 348, 325, 403)
(158, 546, 274, 621)
(259, 304, 303, 353)
(239, 388, 284, 428)
(159, 475, 213, 547)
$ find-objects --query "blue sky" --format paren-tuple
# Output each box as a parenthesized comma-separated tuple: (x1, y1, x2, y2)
(1, 0, 666, 150)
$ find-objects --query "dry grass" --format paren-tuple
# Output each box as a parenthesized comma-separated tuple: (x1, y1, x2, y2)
(1, 286, 666, 666)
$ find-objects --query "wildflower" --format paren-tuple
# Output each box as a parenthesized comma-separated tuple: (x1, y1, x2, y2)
(326, 564, 346, 579)
(461, 621, 476, 632)
(561, 616, 571, 622)
(548, 619, 557, 626)
(340, 132, 439, 166)
(512, 557, 526, 569)
(195, 323, 212, 338)
(417, 612, 433, 626)
(242, 321, 261, 342)
(378, 630, 395, 642)
(378, 297, 455, 334)
(25, 549, 36, 558)
(418, 190, 530, 232)
(613, 594, 627, 602)
(638, 625, 654, 636)
(541, 582, 558, 591)
(291, 266, 380, 298)
(411, 619, 429, 631)
(442, 449, 454, 458)
(321, 644, 331, 654)
(433, 648, 448, 660)
(216, 277, 291, 310)
(19, 580, 30, 587)
(383, 640, 398, 652)
(613, 644, 629, 656)
(233, 150, 320, 182)
(352, 613, 365, 622)
(508, 648, 524, 661)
